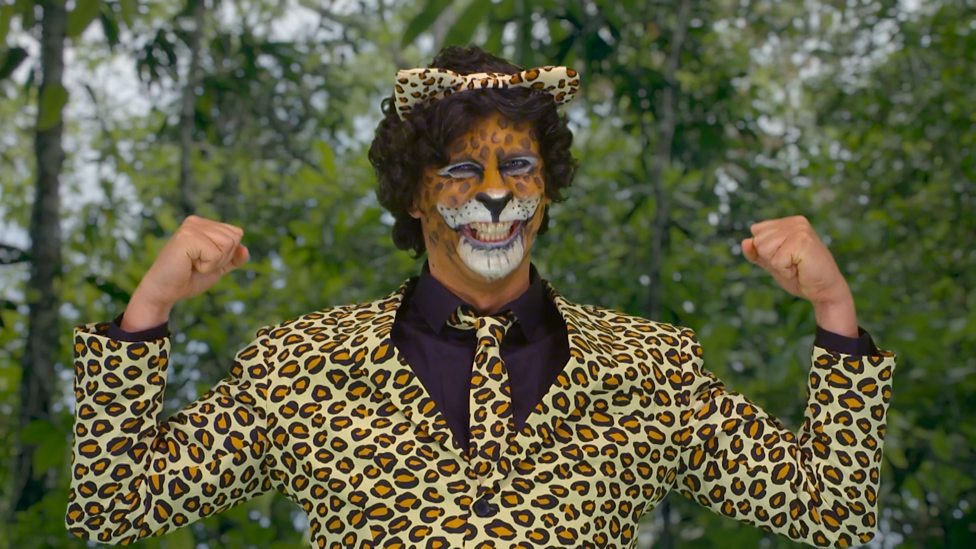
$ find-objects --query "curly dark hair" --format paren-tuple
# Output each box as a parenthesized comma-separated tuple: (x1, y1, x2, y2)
(368, 45, 577, 257)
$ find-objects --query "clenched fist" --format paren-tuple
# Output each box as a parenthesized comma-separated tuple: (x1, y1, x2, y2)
(121, 215, 249, 331)
(741, 215, 858, 337)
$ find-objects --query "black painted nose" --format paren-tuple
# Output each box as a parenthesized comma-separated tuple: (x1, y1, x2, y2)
(475, 192, 513, 222)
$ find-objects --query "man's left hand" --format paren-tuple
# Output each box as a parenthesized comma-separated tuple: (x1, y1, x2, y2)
(741, 215, 858, 337)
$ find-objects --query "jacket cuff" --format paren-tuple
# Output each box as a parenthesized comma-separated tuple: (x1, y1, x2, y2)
(107, 312, 170, 342)
(814, 325, 879, 356)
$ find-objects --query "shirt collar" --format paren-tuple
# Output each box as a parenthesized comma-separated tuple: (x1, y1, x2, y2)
(412, 262, 549, 341)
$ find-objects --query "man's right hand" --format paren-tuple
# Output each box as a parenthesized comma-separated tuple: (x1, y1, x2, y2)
(120, 215, 249, 331)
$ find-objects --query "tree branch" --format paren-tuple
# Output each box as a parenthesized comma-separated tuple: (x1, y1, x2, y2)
(178, 0, 206, 217)
(0, 243, 30, 264)
(645, 0, 692, 322)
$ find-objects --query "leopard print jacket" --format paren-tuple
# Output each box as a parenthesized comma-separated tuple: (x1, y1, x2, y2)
(66, 281, 896, 547)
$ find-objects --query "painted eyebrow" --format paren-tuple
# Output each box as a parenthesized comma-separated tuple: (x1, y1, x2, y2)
(499, 149, 538, 159)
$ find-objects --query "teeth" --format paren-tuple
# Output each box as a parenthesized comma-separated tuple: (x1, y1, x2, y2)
(468, 221, 515, 242)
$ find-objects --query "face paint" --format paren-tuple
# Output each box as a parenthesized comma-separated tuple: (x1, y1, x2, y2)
(412, 113, 547, 283)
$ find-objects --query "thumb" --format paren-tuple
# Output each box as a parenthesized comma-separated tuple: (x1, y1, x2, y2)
(741, 238, 760, 264)
(228, 244, 249, 270)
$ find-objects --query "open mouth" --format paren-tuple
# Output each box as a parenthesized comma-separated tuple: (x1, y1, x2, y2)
(459, 220, 523, 248)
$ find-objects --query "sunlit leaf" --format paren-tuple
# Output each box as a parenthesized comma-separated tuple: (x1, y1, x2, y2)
(0, 4, 14, 44)
(36, 83, 68, 130)
(316, 140, 337, 181)
(443, 0, 492, 47)
(66, 0, 101, 39)
(119, 0, 137, 26)
(401, 0, 452, 48)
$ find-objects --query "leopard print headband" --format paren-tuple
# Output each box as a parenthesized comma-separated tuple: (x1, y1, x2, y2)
(393, 66, 581, 120)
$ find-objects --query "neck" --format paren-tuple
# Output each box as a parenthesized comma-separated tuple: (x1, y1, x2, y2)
(428, 258, 531, 314)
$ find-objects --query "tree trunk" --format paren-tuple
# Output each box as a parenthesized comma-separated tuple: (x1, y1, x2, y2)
(178, 0, 205, 217)
(645, 0, 691, 323)
(12, 0, 66, 516)
(643, 2, 692, 548)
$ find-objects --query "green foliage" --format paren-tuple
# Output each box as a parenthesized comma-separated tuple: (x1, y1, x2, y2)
(66, 0, 102, 38)
(0, 45, 28, 81)
(0, 4, 14, 44)
(37, 83, 68, 130)
(443, 1, 492, 48)
(401, 0, 452, 47)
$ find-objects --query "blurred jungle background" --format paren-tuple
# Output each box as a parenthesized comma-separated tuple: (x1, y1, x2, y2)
(1, 0, 973, 547)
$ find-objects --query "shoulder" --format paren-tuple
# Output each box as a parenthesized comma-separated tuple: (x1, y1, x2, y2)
(254, 282, 411, 344)
(549, 288, 693, 348)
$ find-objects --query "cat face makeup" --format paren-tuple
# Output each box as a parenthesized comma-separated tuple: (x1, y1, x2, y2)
(411, 113, 547, 282)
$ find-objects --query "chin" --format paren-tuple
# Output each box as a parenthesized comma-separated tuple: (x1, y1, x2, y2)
(456, 229, 528, 281)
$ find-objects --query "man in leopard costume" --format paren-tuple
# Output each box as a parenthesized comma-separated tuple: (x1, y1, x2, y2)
(66, 46, 895, 547)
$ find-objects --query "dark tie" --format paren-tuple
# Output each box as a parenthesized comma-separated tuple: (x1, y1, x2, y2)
(447, 305, 516, 494)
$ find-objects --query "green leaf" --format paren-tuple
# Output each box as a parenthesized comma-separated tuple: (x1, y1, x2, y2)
(443, 0, 492, 47)
(269, 542, 304, 549)
(0, 46, 29, 81)
(22, 63, 34, 92)
(119, 0, 137, 26)
(154, 206, 180, 234)
(401, 0, 452, 48)
(929, 430, 952, 461)
(100, 11, 120, 49)
(0, 4, 14, 44)
(484, 18, 505, 53)
(886, 444, 908, 469)
(161, 524, 194, 548)
(66, 0, 101, 39)
(316, 140, 337, 181)
(19, 419, 56, 444)
(13, 0, 35, 30)
(36, 83, 68, 131)
(32, 429, 65, 479)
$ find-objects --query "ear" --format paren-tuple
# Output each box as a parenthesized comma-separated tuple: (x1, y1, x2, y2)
(408, 203, 422, 219)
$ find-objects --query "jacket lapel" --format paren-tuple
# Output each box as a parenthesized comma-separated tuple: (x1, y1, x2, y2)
(509, 281, 610, 466)
(351, 281, 461, 458)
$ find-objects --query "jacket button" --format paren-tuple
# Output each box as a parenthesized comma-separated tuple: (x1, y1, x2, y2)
(473, 496, 498, 517)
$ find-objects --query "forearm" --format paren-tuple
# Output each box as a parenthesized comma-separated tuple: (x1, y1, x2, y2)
(119, 289, 174, 332)
(812, 284, 858, 338)
(66, 322, 172, 542)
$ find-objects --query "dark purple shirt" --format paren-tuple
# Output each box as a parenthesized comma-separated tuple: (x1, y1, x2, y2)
(391, 264, 568, 451)
(108, 265, 876, 452)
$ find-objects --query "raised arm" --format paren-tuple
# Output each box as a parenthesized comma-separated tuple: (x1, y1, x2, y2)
(65, 215, 272, 544)
(671, 215, 896, 545)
